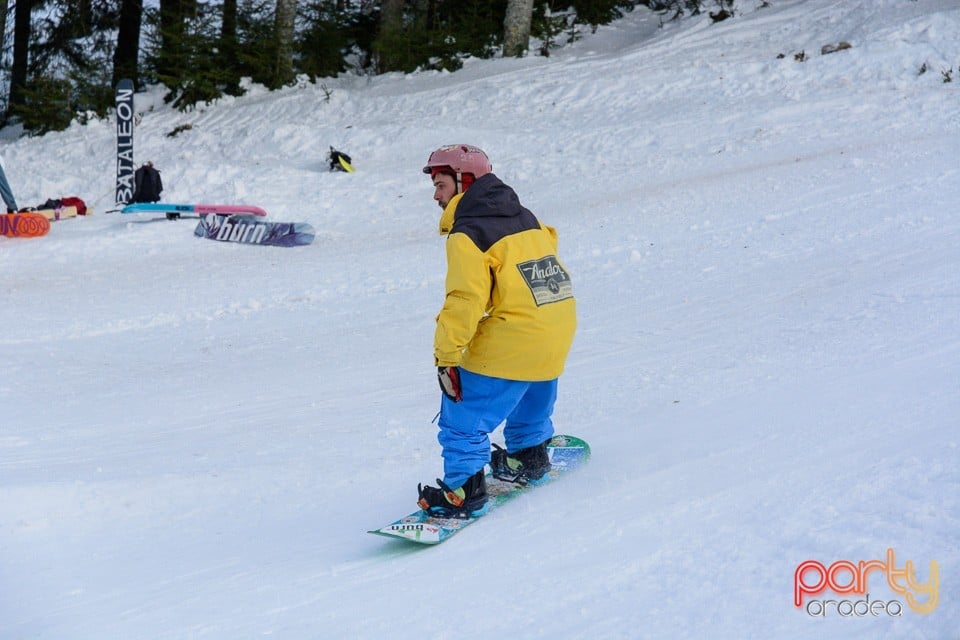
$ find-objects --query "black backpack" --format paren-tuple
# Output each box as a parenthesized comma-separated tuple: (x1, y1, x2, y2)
(132, 164, 163, 203)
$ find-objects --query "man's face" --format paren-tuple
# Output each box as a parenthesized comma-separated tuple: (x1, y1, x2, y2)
(432, 172, 457, 209)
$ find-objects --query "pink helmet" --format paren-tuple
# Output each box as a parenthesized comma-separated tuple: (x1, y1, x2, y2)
(422, 144, 492, 193)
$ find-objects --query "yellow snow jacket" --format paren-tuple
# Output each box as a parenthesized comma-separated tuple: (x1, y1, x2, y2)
(434, 174, 576, 381)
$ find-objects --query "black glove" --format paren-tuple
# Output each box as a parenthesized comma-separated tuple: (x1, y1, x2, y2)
(438, 366, 462, 402)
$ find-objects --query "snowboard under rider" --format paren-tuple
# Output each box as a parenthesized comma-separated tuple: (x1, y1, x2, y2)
(417, 144, 577, 518)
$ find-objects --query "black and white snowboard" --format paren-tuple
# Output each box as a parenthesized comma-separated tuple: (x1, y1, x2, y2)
(115, 78, 135, 206)
(194, 214, 315, 247)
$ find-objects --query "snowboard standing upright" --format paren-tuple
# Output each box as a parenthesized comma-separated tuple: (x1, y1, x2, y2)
(115, 79, 135, 206)
(369, 434, 591, 545)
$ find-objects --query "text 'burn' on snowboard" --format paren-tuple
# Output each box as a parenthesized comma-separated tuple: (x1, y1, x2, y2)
(194, 214, 315, 247)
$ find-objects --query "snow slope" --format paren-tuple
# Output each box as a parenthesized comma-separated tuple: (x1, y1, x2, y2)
(1, 0, 958, 637)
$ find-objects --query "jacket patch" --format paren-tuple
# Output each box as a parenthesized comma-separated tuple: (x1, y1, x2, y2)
(516, 255, 573, 306)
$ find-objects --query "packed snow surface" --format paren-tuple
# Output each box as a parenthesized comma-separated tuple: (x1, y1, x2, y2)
(1, 0, 958, 637)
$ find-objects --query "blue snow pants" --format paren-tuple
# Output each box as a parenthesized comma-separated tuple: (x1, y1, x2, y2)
(438, 368, 558, 489)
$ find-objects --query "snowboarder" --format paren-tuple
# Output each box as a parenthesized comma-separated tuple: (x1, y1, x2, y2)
(328, 147, 354, 172)
(131, 161, 163, 203)
(417, 144, 577, 518)
(0, 155, 19, 213)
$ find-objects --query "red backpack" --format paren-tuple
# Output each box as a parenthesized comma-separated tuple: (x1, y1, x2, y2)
(59, 196, 88, 215)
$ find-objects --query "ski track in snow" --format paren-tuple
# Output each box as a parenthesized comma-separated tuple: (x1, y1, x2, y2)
(1, 0, 959, 638)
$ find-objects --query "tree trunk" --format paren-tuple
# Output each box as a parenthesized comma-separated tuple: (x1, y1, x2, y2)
(74, 0, 93, 37)
(8, 0, 31, 117)
(157, 0, 187, 82)
(411, 0, 431, 30)
(374, 0, 403, 73)
(220, 0, 240, 93)
(273, 0, 297, 87)
(380, 0, 402, 32)
(0, 0, 7, 64)
(503, 0, 535, 58)
(114, 0, 144, 88)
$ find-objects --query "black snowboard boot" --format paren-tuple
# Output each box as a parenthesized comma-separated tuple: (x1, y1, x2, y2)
(491, 439, 552, 485)
(417, 469, 488, 519)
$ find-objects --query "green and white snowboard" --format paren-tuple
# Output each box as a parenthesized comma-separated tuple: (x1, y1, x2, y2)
(369, 434, 590, 545)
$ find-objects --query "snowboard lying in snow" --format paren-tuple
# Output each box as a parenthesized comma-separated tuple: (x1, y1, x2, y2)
(23, 203, 93, 221)
(1, 212, 51, 238)
(121, 202, 268, 219)
(369, 434, 590, 545)
(35, 205, 78, 220)
(194, 214, 315, 247)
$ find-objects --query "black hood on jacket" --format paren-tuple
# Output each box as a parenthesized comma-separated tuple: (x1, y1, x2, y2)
(451, 173, 540, 252)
